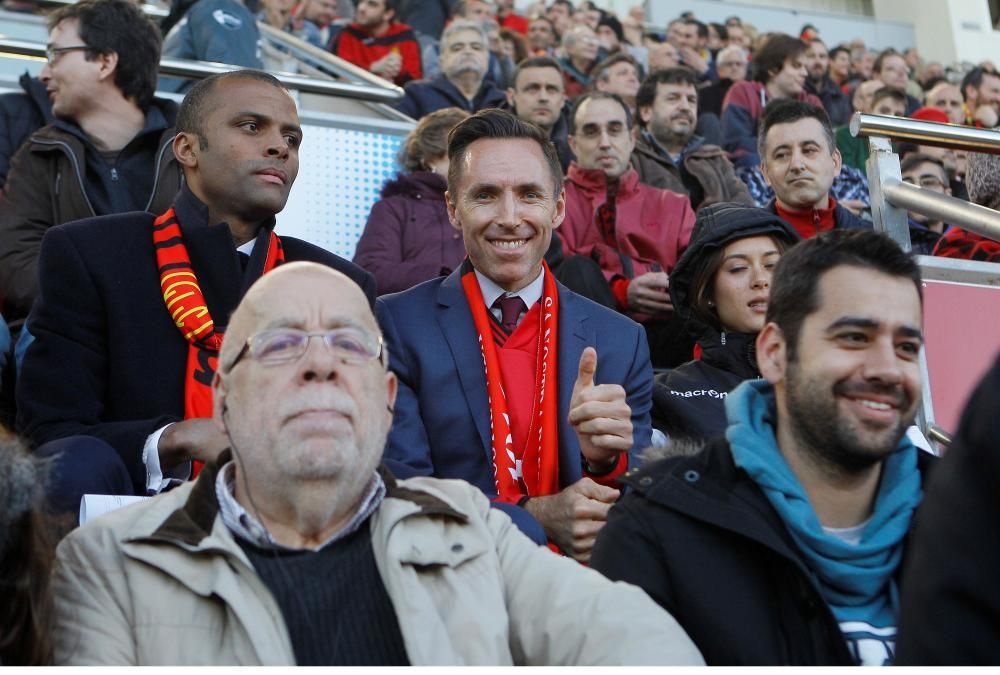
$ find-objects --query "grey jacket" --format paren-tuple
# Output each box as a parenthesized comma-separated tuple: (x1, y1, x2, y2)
(52, 458, 704, 666)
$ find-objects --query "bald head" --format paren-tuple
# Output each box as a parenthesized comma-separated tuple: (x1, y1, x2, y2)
(220, 262, 376, 373)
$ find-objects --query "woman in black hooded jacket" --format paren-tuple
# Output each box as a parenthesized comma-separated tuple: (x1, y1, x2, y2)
(652, 202, 800, 443)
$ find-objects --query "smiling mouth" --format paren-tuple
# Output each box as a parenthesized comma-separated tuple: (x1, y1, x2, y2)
(490, 239, 527, 250)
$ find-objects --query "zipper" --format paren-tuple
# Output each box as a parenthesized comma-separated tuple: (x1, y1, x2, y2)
(144, 134, 174, 211)
(110, 167, 119, 181)
(32, 137, 96, 217)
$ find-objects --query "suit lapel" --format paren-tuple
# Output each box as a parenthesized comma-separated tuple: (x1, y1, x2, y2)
(556, 283, 592, 484)
(436, 270, 493, 458)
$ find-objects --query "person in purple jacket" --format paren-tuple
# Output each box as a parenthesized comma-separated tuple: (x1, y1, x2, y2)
(353, 107, 470, 295)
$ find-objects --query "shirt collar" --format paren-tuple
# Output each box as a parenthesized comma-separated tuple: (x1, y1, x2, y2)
(236, 238, 256, 255)
(215, 461, 385, 552)
(473, 265, 545, 310)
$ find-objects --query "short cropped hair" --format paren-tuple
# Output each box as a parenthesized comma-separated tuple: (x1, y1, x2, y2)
(176, 70, 288, 150)
(593, 52, 640, 83)
(900, 152, 947, 178)
(873, 48, 902, 75)
(447, 108, 563, 198)
(966, 151, 1000, 210)
(961, 66, 1000, 101)
(871, 86, 907, 108)
(568, 90, 634, 134)
(441, 18, 488, 48)
(829, 45, 850, 61)
(752, 33, 806, 84)
(758, 98, 835, 160)
(512, 55, 564, 89)
(48, 0, 162, 111)
(767, 230, 923, 360)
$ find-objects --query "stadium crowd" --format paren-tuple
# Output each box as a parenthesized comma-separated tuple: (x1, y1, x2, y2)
(1, 0, 1000, 666)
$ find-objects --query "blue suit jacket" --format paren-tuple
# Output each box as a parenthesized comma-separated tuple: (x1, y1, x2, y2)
(375, 268, 653, 497)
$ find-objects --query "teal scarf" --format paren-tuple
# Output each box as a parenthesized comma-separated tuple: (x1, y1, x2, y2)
(725, 379, 922, 630)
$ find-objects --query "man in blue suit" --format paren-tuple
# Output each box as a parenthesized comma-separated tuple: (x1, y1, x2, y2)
(376, 109, 653, 561)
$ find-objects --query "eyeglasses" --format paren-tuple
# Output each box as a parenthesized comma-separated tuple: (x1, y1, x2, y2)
(45, 45, 91, 65)
(903, 175, 947, 190)
(229, 328, 385, 370)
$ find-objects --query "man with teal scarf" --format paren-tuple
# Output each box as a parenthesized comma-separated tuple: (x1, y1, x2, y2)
(592, 230, 932, 665)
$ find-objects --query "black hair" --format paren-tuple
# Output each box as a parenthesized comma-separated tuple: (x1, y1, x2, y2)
(873, 48, 904, 75)
(635, 67, 699, 125)
(829, 45, 850, 61)
(757, 98, 835, 160)
(568, 90, 634, 134)
(709, 22, 728, 42)
(871, 86, 907, 108)
(752, 33, 807, 84)
(767, 230, 922, 360)
(447, 108, 563, 198)
(176, 70, 288, 150)
(961, 66, 1000, 101)
(47, 0, 161, 111)
(900, 151, 947, 178)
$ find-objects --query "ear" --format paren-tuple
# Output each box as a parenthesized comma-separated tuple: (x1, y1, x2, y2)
(445, 191, 462, 232)
(760, 159, 772, 188)
(831, 146, 843, 178)
(384, 370, 398, 415)
(567, 133, 577, 155)
(638, 104, 652, 127)
(96, 50, 118, 84)
(212, 370, 228, 434)
(505, 87, 516, 106)
(173, 131, 200, 171)
(551, 187, 566, 230)
(756, 321, 787, 386)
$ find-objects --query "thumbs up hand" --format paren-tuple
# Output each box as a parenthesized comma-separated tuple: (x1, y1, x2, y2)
(568, 347, 633, 470)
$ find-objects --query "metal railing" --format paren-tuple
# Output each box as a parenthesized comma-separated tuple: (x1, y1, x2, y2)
(851, 111, 1000, 250)
(0, 37, 404, 104)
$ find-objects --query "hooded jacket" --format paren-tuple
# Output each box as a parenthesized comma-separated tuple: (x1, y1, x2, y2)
(651, 203, 799, 443)
(0, 72, 54, 188)
(352, 171, 465, 295)
(630, 131, 754, 211)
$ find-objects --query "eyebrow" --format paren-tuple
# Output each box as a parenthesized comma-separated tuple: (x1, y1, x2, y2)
(826, 316, 924, 341)
(232, 112, 303, 138)
(260, 316, 366, 332)
(722, 250, 780, 261)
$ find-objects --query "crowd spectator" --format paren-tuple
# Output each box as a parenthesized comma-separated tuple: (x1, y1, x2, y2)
(925, 80, 965, 124)
(896, 352, 1000, 665)
(353, 108, 468, 294)
(932, 151, 1000, 261)
(546, 0, 573, 39)
(871, 49, 920, 114)
(0, 430, 57, 665)
(835, 82, 894, 172)
(502, 56, 574, 170)
(803, 38, 851, 126)
(499, 27, 528, 66)
(495, 0, 528, 34)
(593, 229, 930, 666)
(758, 100, 870, 237)
(900, 153, 952, 255)
(377, 109, 654, 558)
(960, 66, 1000, 127)
(396, 20, 505, 119)
(526, 16, 557, 55)
(160, 0, 262, 92)
(331, 0, 422, 86)
(631, 67, 752, 211)
(593, 52, 641, 112)
(289, 0, 341, 49)
(665, 17, 711, 79)
(16, 71, 372, 516)
(848, 46, 876, 86)
(828, 45, 851, 88)
(699, 45, 747, 118)
(595, 13, 647, 70)
(392, 0, 458, 46)
(0, 74, 53, 189)
(646, 38, 681, 73)
(650, 204, 799, 443)
(558, 24, 601, 98)
(561, 92, 696, 367)
(49, 260, 705, 666)
(0, 0, 181, 327)
(721, 34, 822, 168)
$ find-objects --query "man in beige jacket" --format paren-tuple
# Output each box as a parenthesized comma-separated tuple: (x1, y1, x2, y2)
(50, 261, 704, 666)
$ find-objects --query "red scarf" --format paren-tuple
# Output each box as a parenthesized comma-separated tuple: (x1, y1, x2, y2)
(460, 260, 560, 500)
(153, 207, 284, 473)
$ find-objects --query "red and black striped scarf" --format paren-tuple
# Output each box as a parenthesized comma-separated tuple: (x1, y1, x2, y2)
(459, 259, 560, 500)
(153, 207, 284, 472)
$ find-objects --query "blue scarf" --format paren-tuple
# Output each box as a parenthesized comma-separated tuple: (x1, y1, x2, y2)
(725, 379, 922, 630)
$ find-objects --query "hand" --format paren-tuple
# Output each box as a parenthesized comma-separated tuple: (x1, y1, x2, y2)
(840, 198, 867, 215)
(973, 104, 998, 128)
(158, 418, 229, 471)
(679, 46, 709, 75)
(568, 347, 633, 469)
(370, 51, 402, 80)
(523, 477, 620, 562)
(626, 271, 673, 315)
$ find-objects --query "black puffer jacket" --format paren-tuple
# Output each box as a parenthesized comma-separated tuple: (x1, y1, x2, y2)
(652, 203, 799, 442)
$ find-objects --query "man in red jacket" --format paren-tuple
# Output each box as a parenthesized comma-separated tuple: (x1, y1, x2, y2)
(560, 91, 696, 367)
(331, 0, 421, 86)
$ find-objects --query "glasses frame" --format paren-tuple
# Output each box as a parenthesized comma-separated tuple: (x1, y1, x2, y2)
(228, 328, 386, 371)
(45, 45, 92, 66)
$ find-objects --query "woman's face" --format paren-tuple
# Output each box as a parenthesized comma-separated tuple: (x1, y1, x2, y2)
(711, 235, 782, 334)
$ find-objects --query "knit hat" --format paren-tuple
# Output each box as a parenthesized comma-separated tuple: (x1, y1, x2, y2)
(597, 15, 624, 44)
(910, 106, 950, 124)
